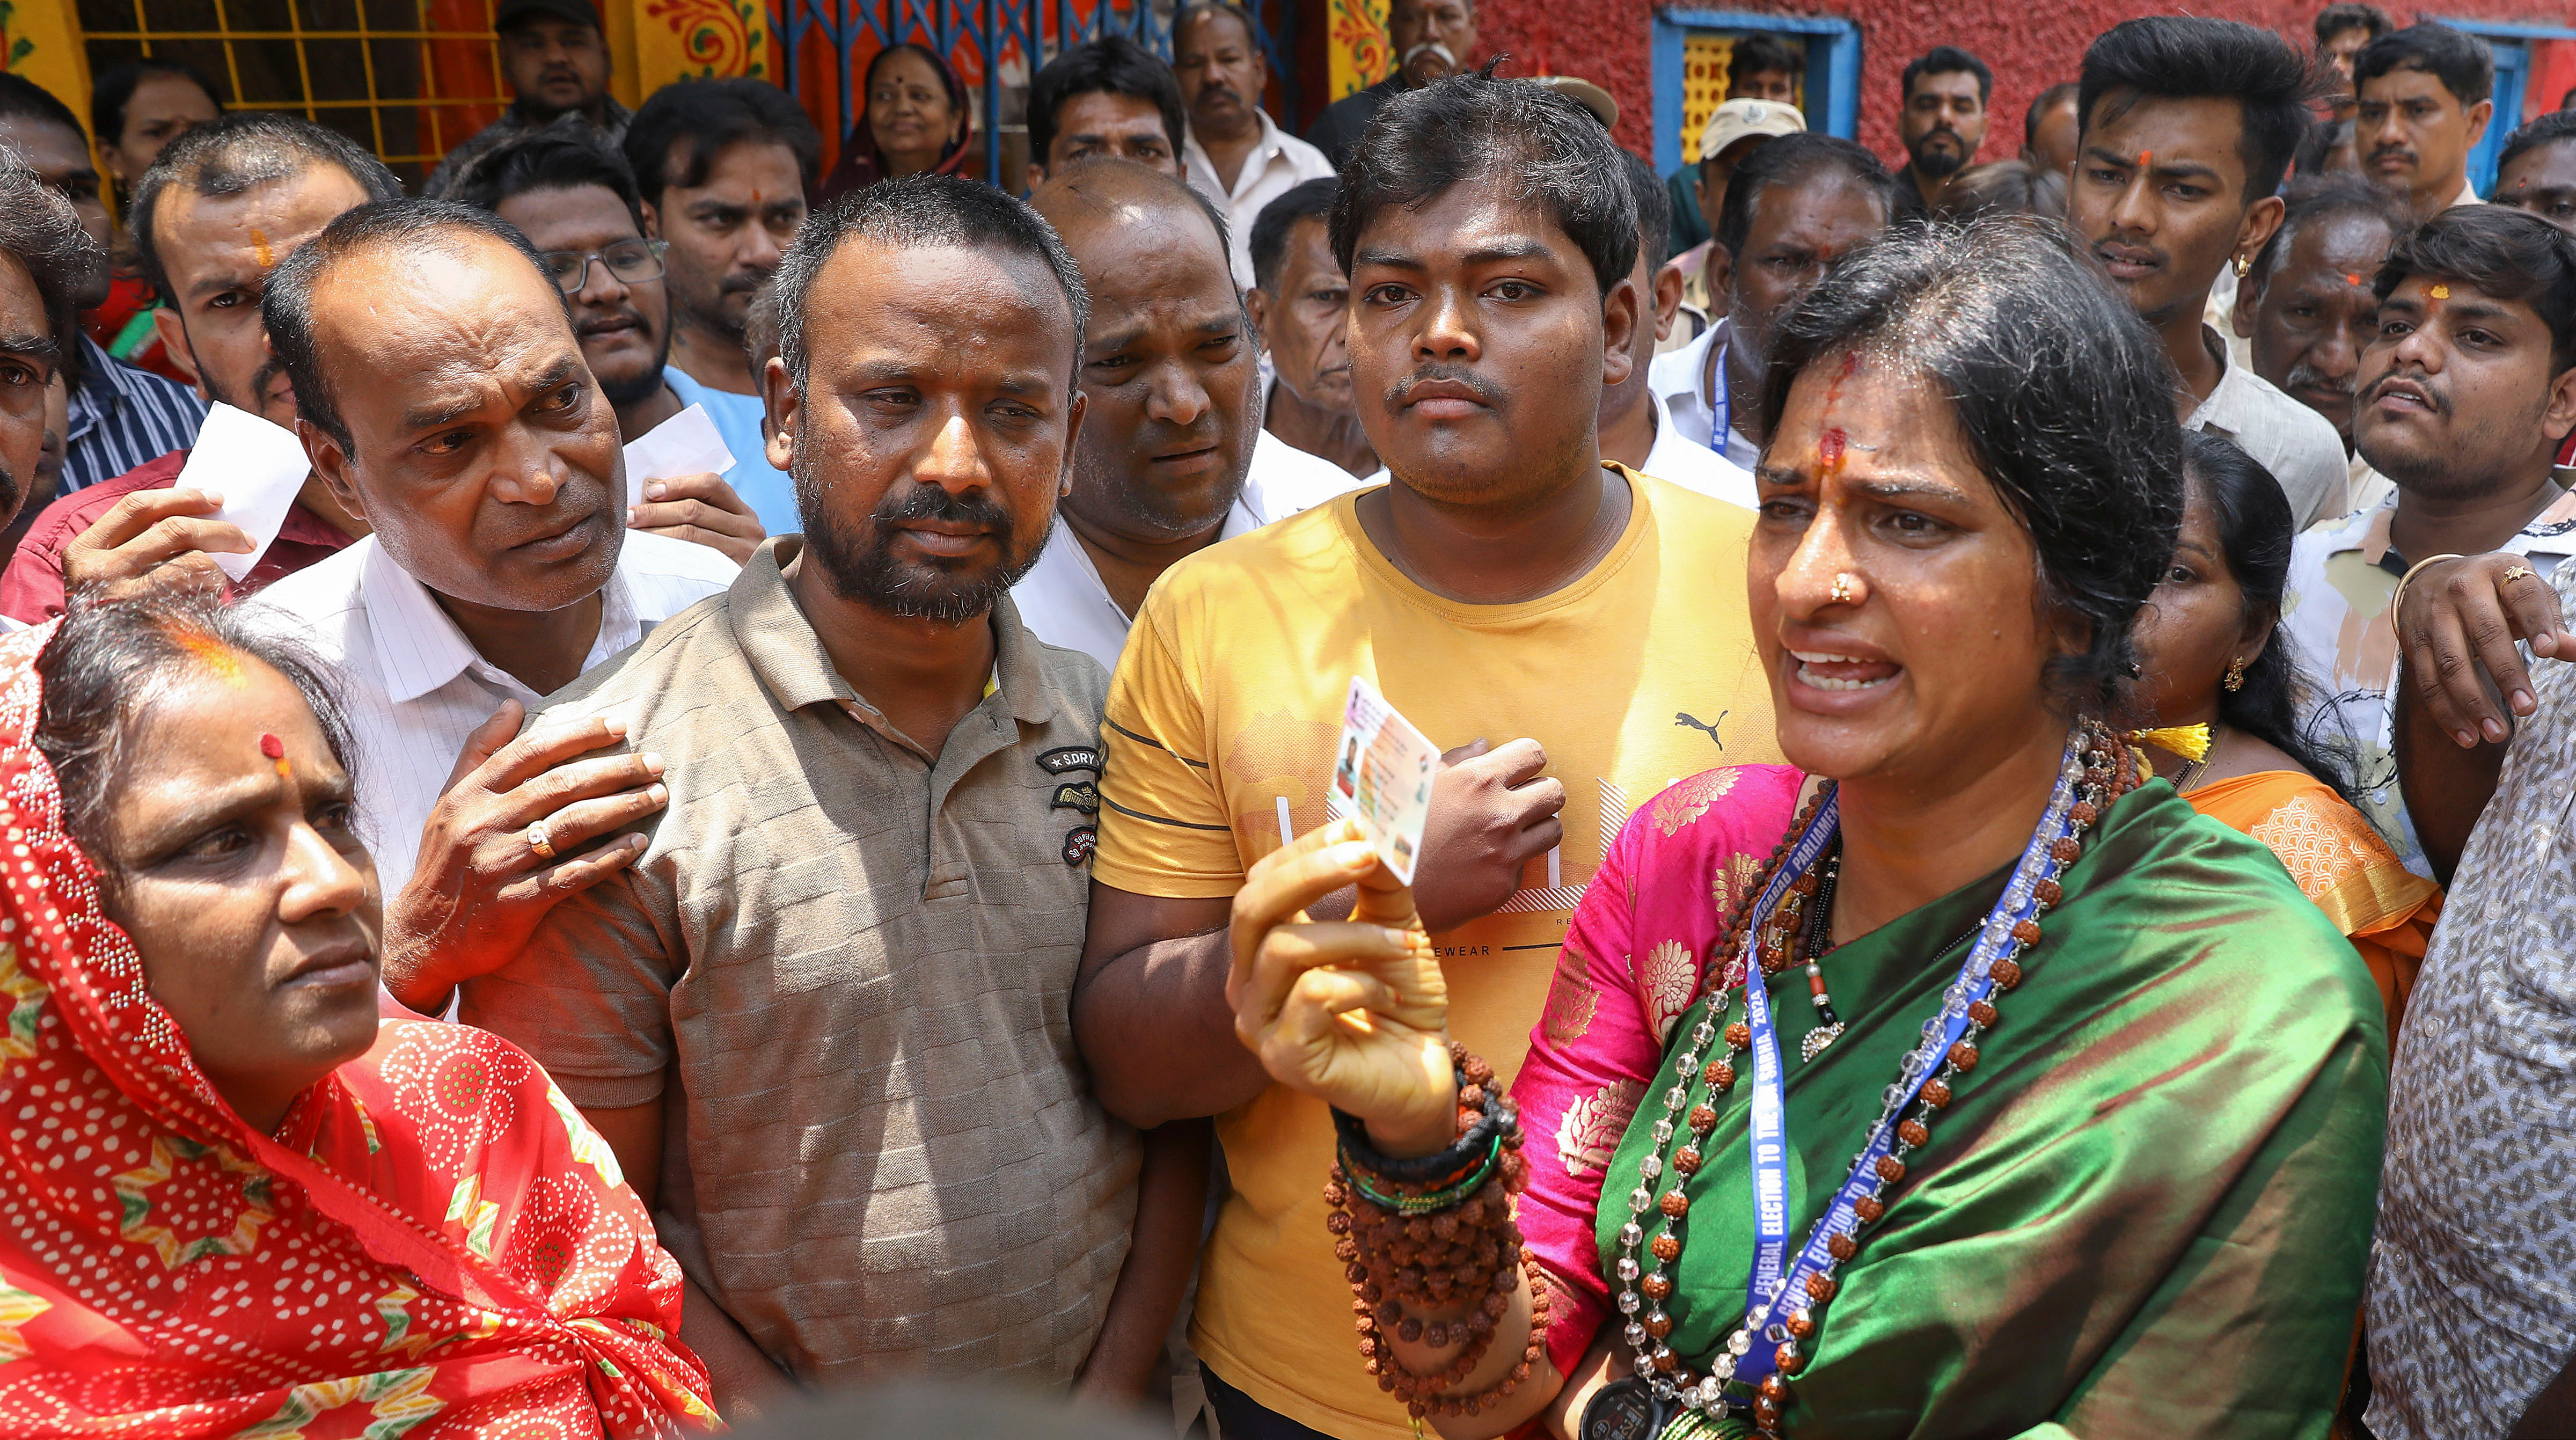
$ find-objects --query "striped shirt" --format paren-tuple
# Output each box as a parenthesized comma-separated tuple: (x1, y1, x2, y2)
(60, 335, 206, 494)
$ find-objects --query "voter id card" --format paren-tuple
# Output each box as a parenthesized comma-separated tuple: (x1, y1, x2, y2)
(1330, 676, 1438, 885)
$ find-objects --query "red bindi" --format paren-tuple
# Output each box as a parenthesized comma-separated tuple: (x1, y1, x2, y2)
(259, 734, 284, 760)
(1818, 427, 1847, 475)
(2346, 273, 2365, 286)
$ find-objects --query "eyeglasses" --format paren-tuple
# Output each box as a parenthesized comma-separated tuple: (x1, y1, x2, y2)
(539, 238, 668, 293)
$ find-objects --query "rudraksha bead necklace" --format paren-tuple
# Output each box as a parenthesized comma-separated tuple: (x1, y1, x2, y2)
(1609, 721, 2141, 1438)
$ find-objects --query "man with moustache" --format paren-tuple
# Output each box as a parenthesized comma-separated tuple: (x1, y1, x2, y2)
(1650, 132, 1892, 470)
(245, 199, 734, 954)
(1071, 70, 1782, 1440)
(1014, 162, 1353, 673)
(1248, 178, 1375, 478)
(1890, 46, 1990, 221)
(624, 79, 815, 404)
(0, 155, 97, 584)
(423, 0, 630, 198)
(1302, 0, 1476, 170)
(2355, 24, 2493, 223)
(1173, 3, 1330, 290)
(2282, 204, 2576, 880)
(0, 114, 396, 623)
(2068, 16, 2349, 530)
(458, 132, 775, 553)
(2234, 176, 2412, 517)
(459, 173, 1201, 1411)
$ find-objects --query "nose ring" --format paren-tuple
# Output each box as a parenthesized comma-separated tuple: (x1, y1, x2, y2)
(1831, 572, 1858, 605)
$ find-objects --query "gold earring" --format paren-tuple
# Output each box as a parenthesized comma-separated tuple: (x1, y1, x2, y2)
(1831, 572, 1858, 605)
(2233, 252, 2252, 279)
(2223, 657, 2247, 691)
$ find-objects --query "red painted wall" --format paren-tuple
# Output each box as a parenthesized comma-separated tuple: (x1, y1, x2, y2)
(1472, 1, 2576, 172)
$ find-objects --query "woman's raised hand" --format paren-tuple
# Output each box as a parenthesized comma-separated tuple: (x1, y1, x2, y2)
(1228, 820, 1460, 1158)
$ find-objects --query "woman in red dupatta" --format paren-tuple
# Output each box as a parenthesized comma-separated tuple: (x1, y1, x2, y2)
(0, 597, 716, 1437)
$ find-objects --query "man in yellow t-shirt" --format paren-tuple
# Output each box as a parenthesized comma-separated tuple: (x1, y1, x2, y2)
(1075, 70, 1782, 1440)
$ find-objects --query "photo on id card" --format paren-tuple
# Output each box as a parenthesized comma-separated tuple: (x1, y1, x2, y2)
(1332, 676, 1438, 885)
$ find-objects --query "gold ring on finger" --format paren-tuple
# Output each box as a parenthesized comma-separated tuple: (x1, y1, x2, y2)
(2504, 565, 2536, 584)
(528, 821, 557, 860)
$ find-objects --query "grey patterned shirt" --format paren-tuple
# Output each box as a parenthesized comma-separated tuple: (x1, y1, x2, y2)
(462, 538, 1139, 1386)
(2366, 555, 2576, 1439)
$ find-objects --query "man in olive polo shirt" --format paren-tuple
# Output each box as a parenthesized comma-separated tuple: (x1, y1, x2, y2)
(460, 175, 1199, 1413)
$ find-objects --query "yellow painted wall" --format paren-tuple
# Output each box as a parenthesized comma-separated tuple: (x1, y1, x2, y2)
(1, 0, 92, 122)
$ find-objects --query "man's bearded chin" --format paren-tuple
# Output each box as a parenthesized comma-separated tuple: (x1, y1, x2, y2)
(791, 444, 1042, 624)
(1912, 133, 1967, 179)
(596, 317, 675, 408)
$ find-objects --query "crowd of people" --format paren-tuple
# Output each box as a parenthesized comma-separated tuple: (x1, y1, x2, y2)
(0, 0, 2570, 1436)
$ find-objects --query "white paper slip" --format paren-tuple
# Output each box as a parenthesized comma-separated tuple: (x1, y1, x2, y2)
(1331, 676, 1439, 886)
(177, 403, 312, 583)
(620, 404, 735, 509)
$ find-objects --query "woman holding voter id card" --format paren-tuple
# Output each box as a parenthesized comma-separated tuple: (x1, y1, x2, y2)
(1226, 222, 2388, 1440)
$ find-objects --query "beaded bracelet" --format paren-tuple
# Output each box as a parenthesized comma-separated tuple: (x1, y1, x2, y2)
(1340, 1132, 1504, 1215)
(1331, 1047, 1506, 1188)
(1326, 1045, 1546, 1421)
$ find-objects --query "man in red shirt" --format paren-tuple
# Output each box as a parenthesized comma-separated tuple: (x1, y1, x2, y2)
(0, 113, 398, 623)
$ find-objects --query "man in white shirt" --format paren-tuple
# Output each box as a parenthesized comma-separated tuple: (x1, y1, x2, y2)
(1648, 132, 1895, 472)
(251, 198, 735, 974)
(2068, 17, 2351, 531)
(1173, 3, 1333, 291)
(1247, 178, 1378, 479)
(1014, 162, 1351, 671)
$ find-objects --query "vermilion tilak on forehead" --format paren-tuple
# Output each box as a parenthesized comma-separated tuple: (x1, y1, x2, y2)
(175, 632, 244, 686)
(250, 228, 274, 269)
(259, 733, 291, 782)
(1817, 352, 1860, 480)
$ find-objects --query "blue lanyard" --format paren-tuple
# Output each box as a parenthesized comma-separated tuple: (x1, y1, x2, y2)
(1724, 733, 2088, 1396)
(1735, 788, 1836, 1307)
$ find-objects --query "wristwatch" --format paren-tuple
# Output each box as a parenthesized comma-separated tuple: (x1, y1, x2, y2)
(1580, 1376, 1673, 1440)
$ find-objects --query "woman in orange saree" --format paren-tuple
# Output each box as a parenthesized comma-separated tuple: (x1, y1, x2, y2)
(2133, 431, 2439, 1030)
(0, 596, 716, 1437)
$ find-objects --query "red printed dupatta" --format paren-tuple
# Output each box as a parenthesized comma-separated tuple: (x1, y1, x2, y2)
(0, 623, 718, 1437)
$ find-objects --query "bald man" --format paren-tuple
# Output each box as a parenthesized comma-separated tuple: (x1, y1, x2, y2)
(1012, 158, 1356, 671)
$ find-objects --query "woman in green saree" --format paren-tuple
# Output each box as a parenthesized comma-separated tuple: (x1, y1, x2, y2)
(1223, 220, 2389, 1440)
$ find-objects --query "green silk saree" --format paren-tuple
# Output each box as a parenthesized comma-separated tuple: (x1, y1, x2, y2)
(1573, 778, 2388, 1437)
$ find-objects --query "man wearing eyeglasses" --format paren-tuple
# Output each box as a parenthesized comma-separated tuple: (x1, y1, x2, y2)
(459, 128, 773, 558)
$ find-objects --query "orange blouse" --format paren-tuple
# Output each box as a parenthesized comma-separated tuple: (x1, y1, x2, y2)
(2189, 769, 2441, 1034)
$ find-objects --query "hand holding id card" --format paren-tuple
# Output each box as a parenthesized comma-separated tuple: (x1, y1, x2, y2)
(1330, 676, 1438, 886)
